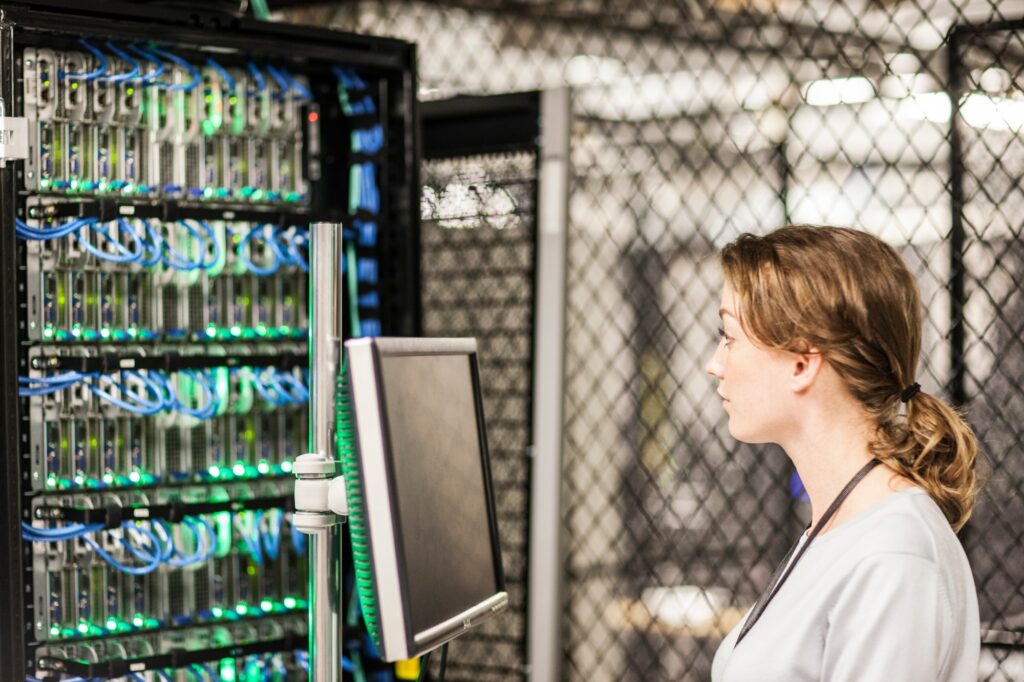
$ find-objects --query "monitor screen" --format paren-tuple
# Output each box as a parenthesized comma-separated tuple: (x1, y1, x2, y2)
(345, 337, 507, 661)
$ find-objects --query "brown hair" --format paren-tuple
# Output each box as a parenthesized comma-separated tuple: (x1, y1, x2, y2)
(720, 225, 983, 531)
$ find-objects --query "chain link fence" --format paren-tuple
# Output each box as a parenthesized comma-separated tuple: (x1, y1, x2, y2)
(419, 151, 538, 680)
(283, 1, 1024, 679)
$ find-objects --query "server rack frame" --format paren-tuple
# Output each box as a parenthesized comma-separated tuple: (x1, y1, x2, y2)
(0, 2, 420, 678)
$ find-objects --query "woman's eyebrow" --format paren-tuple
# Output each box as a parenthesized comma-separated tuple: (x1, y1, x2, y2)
(719, 308, 735, 319)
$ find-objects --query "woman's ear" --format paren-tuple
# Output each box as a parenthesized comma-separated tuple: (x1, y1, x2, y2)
(790, 349, 823, 395)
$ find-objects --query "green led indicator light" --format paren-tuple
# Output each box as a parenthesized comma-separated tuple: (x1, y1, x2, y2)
(106, 618, 117, 631)
(211, 606, 224, 618)
(283, 597, 297, 609)
(49, 624, 60, 637)
(77, 622, 89, 634)
(260, 599, 273, 612)
(133, 614, 144, 627)
(229, 325, 242, 337)
(100, 328, 111, 339)
(73, 474, 85, 486)
(128, 470, 141, 483)
(257, 461, 270, 475)
(220, 661, 237, 682)
(39, 178, 51, 190)
(71, 325, 82, 338)
(70, 82, 79, 90)
(208, 464, 221, 478)
(102, 473, 114, 484)
(46, 474, 57, 489)
(235, 603, 248, 616)
(232, 462, 246, 477)
(281, 460, 293, 473)
(126, 87, 135, 95)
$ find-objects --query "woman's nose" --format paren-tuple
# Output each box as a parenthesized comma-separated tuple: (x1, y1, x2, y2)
(705, 340, 724, 378)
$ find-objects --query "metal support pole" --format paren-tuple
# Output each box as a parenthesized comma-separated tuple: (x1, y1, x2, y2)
(294, 222, 346, 682)
(528, 87, 570, 682)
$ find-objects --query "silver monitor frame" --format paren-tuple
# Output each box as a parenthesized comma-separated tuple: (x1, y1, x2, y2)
(345, 336, 508, 661)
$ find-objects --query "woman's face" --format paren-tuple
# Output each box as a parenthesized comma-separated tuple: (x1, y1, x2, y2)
(704, 281, 797, 444)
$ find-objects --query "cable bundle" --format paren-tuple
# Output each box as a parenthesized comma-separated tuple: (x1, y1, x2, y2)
(138, 219, 220, 271)
(234, 509, 284, 565)
(63, 38, 202, 92)
(250, 367, 310, 406)
(351, 125, 384, 154)
(237, 224, 309, 275)
(349, 162, 380, 214)
(332, 66, 376, 116)
(21, 367, 309, 416)
(16, 217, 221, 271)
(21, 516, 216, 575)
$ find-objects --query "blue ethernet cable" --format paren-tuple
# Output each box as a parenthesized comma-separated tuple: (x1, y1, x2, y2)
(123, 370, 176, 412)
(268, 369, 307, 404)
(74, 219, 144, 264)
(259, 509, 282, 561)
(61, 38, 108, 81)
(89, 374, 164, 415)
(155, 220, 207, 271)
(285, 226, 310, 271)
(205, 56, 236, 93)
(118, 521, 164, 559)
(247, 61, 267, 93)
(102, 41, 142, 82)
(15, 217, 94, 241)
(126, 44, 166, 84)
(235, 512, 264, 565)
(188, 220, 222, 270)
(263, 64, 290, 101)
(280, 65, 312, 100)
(167, 370, 220, 420)
(252, 369, 285, 406)
(21, 521, 104, 542)
(17, 372, 89, 397)
(146, 46, 201, 92)
(136, 219, 165, 267)
(21, 521, 161, 574)
(238, 224, 281, 276)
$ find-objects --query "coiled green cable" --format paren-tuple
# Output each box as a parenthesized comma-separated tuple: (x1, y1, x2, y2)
(339, 234, 382, 645)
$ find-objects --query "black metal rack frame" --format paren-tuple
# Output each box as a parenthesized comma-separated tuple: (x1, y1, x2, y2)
(0, 1, 421, 678)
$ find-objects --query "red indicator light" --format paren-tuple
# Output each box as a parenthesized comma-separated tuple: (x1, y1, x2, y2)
(308, 112, 319, 123)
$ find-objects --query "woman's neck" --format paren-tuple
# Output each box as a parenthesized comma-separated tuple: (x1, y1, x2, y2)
(780, 409, 878, 531)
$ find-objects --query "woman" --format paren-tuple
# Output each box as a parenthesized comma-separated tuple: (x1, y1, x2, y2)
(706, 226, 982, 682)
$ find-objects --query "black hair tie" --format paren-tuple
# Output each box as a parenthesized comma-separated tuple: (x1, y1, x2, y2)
(900, 382, 921, 403)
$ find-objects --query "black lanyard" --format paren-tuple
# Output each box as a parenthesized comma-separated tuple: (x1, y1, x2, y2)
(734, 458, 881, 646)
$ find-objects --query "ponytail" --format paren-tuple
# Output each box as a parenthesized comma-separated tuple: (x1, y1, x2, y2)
(870, 391, 983, 532)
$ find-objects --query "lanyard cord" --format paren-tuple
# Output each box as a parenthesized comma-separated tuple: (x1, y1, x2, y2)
(734, 458, 882, 646)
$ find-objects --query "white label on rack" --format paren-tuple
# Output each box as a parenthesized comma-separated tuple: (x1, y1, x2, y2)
(0, 117, 28, 160)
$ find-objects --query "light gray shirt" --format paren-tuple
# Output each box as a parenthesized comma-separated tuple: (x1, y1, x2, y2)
(711, 488, 980, 682)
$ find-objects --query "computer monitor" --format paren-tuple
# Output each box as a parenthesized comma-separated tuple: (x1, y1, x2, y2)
(343, 336, 508, 661)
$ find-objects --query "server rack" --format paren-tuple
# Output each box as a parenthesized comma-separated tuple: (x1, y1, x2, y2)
(0, 2, 419, 679)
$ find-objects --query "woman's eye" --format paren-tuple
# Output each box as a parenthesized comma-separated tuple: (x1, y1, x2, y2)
(718, 327, 732, 345)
